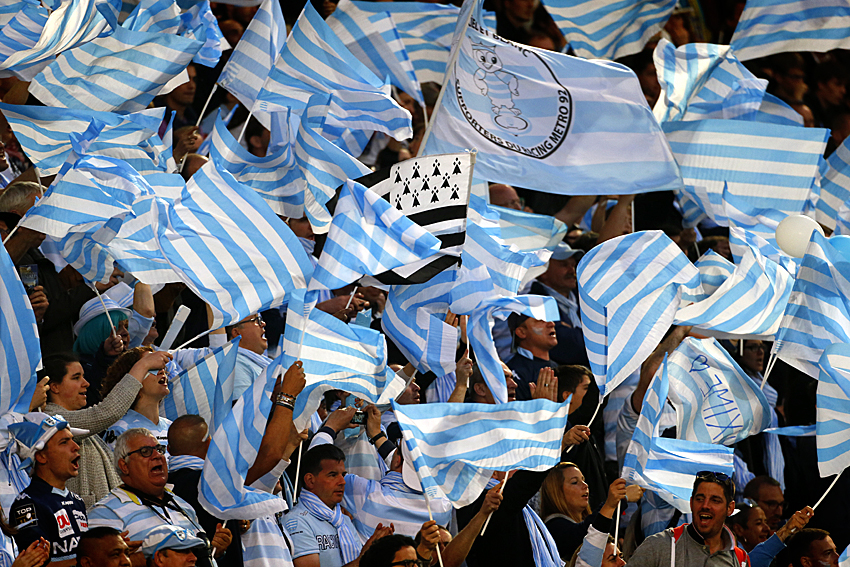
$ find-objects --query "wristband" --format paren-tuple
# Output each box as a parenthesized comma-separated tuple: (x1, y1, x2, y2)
(368, 431, 386, 445)
(274, 392, 297, 405)
(275, 400, 295, 412)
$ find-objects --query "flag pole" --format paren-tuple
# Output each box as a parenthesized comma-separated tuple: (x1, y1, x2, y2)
(813, 469, 843, 510)
(196, 84, 218, 129)
(414, 466, 445, 567)
(174, 328, 213, 351)
(2, 224, 18, 245)
(761, 351, 777, 390)
(237, 112, 252, 144)
(91, 284, 118, 338)
(344, 286, 358, 309)
(480, 475, 507, 536)
(565, 399, 602, 454)
(416, 0, 475, 157)
(614, 500, 621, 546)
(292, 317, 309, 503)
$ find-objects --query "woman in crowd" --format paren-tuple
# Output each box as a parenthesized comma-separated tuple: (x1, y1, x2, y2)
(540, 463, 641, 561)
(72, 297, 130, 408)
(41, 350, 172, 508)
(99, 346, 173, 451)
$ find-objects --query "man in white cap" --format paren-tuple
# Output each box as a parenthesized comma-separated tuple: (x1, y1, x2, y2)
(8, 413, 89, 566)
(142, 525, 207, 567)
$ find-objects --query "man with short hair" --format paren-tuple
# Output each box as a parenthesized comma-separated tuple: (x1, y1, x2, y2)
(744, 476, 785, 533)
(142, 525, 207, 567)
(9, 413, 90, 567)
(488, 184, 524, 210)
(506, 313, 558, 400)
(285, 445, 390, 567)
(786, 528, 839, 567)
(226, 313, 271, 399)
(88, 428, 232, 567)
(627, 471, 749, 566)
(76, 526, 132, 567)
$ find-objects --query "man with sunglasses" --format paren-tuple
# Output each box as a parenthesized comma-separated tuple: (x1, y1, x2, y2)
(227, 313, 271, 399)
(89, 429, 232, 567)
(628, 471, 749, 567)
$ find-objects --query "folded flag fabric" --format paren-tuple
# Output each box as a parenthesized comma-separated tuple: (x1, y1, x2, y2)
(153, 160, 313, 329)
(207, 110, 302, 218)
(29, 24, 202, 113)
(198, 353, 286, 520)
(255, 2, 412, 144)
(468, 295, 558, 404)
(543, 0, 675, 60)
(354, 152, 473, 286)
(694, 249, 735, 297)
(622, 356, 734, 512)
(327, 0, 423, 106)
(310, 179, 441, 291)
(674, 228, 794, 338)
(727, 223, 798, 277)
(0, 0, 49, 80)
(838, 200, 850, 236)
(653, 38, 767, 124)
(216, 0, 286, 129)
(754, 92, 804, 126)
(461, 222, 545, 299)
(0, 103, 169, 176)
(282, 289, 401, 432)
(578, 230, 702, 397)
(819, 137, 850, 230)
(120, 0, 180, 33)
(773, 231, 850, 378)
(422, 0, 681, 196)
(178, 0, 228, 67)
(730, 0, 850, 62)
(393, 398, 569, 506)
(161, 338, 240, 433)
(666, 337, 772, 445)
(817, 343, 850, 478)
(0, 244, 40, 415)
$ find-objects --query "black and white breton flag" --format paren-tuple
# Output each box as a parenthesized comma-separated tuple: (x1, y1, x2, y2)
(311, 152, 473, 287)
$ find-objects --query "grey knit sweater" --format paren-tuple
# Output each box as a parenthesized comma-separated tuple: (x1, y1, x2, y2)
(44, 373, 142, 509)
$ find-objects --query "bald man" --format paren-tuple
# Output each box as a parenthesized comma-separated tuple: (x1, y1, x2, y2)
(489, 184, 524, 210)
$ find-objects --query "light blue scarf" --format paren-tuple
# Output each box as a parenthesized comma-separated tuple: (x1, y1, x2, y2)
(299, 489, 360, 563)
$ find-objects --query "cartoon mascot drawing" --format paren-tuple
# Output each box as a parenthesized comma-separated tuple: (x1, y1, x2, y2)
(471, 42, 528, 131)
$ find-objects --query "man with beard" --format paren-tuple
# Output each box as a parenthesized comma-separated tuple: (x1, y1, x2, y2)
(628, 472, 749, 567)
(9, 413, 90, 567)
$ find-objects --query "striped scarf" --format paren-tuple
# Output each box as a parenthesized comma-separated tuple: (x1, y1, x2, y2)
(168, 454, 204, 471)
(486, 478, 563, 567)
(299, 490, 360, 563)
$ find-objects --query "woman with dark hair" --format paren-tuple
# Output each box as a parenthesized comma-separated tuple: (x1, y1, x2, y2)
(41, 349, 171, 507)
(726, 500, 770, 552)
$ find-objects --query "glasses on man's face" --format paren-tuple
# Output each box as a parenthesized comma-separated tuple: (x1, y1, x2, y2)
(241, 314, 264, 327)
(126, 444, 166, 459)
(389, 560, 427, 567)
(757, 498, 787, 512)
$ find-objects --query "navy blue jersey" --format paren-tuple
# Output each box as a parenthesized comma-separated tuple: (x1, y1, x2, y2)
(10, 476, 88, 563)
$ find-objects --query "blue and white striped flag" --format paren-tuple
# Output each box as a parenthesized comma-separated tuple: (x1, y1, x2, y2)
(675, 229, 794, 337)
(492, 204, 567, 257)
(838, 200, 850, 237)
(755, 93, 804, 127)
(0, 244, 40, 415)
(819, 138, 850, 230)
(309, 179, 441, 291)
(841, 544, 850, 567)
(154, 160, 313, 329)
(17, 152, 178, 285)
(328, 0, 423, 106)
(461, 222, 546, 299)
(664, 119, 828, 224)
(666, 337, 772, 445)
(198, 353, 286, 519)
(653, 39, 767, 124)
(469, 295, 559, 404)
(578, 231, 702, 398)
(723, 187, 793, 263)
(121, 0, 179, 33)
(816, 343, 850, 477)
(543, 0, 675, 60)
(0, 103, 170, 176)
(622, 357, 734, 512)
(694, 250, 734, 297)
(295, 94, 372, 234)
(178, 0, 228, 67)
(216, 0, 286, 129)
(383, 269, 459, 377)
(422, 0, 682, 196)
(282, 289, 401, 432)
(0, 0, 27, 27)
(727, 224, 797, 276)
(207, 110, 302, 218)
(348, 1, 475, 85)
(255, 2, 412, 144)
(393, 399, 569, 506)
(161, 338, 240, 433)
(0, 0, 49, 80)
(730, 0, 850, 62)
(29, 24, 202, 113)
(0, 0, 116, 80)
(773, 231, 850, 378)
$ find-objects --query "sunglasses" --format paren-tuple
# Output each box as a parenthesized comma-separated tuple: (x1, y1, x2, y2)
(126, 444, 166, 459)
(696, 470, 733, 487)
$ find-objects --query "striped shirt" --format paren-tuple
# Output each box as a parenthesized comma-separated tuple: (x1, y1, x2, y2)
(102, 410, 172, 452)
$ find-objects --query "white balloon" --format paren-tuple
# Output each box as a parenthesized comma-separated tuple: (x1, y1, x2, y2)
(775, 215, 825, 258)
